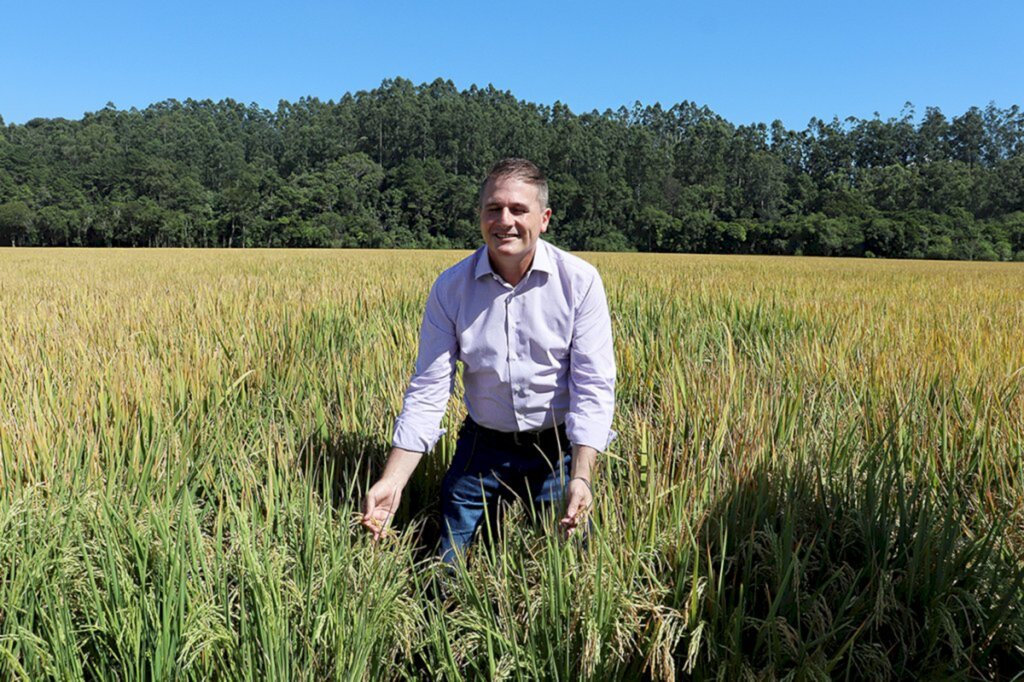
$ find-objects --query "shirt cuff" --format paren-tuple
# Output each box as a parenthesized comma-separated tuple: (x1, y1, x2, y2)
(565, 417, 616, 452)
(392, 419, 446, 453)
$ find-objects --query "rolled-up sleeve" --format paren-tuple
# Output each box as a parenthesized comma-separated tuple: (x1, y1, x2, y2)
(392, 280, 458, 452)
(565, 271, 616, 451)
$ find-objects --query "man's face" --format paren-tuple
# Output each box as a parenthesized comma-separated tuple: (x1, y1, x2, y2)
(479, 176, 551, 266)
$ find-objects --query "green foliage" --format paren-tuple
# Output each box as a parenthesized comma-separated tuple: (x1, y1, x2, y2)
(0, 82, 1022, 258)
(0, 200, 36, 246)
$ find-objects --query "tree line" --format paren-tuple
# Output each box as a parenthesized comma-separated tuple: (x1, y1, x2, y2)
(1, 77, 1022, 259)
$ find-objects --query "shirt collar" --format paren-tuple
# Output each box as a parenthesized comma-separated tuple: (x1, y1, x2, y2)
(474, 239, 553, 281)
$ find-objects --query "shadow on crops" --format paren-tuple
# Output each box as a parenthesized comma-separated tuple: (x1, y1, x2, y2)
(298, 429, 445, 558)
(689, 449, 1024, 680)
(298, 429, 387, 506)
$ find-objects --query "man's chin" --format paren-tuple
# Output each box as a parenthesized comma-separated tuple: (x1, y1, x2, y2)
(489, 241, 526, 257)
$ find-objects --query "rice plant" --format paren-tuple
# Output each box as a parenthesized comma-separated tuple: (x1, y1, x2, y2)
(1, 248, 1022, 680)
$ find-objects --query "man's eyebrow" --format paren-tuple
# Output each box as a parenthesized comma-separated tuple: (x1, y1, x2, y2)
(484, 201, 530, 209)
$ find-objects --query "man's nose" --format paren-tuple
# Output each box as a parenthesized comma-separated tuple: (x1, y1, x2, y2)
(498, 207, 514, 225)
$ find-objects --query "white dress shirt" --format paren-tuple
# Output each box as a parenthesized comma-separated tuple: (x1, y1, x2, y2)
(392, 239, 616, 453)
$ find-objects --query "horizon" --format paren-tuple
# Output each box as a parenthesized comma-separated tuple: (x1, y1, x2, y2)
(5, 77, 1017, 132)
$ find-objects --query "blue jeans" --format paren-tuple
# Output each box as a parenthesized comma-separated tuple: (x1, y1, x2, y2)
(439, 419, 571, 565)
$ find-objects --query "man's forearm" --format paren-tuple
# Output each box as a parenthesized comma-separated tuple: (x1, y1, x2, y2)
(379, 447, 424, 487)
(570, 444, 598, 482)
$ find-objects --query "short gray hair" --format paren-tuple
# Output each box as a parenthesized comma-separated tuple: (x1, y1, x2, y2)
(479, 158, 549, 210)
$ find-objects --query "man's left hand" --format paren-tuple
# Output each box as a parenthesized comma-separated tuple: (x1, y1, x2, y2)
(559, 477, 592, 537)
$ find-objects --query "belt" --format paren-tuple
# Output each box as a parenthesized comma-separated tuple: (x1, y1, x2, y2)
(463, 416, 569, 452)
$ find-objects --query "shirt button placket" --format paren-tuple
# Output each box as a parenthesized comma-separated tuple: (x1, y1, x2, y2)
(506, 294, 516, 411)
(505, 294, 513, 361)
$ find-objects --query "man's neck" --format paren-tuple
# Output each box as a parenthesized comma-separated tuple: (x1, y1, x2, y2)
(488, 250, 535, 287)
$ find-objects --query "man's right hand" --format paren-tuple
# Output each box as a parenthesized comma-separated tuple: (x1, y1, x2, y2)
(360, 447, 424, 542)
(361, 478, 404, 542)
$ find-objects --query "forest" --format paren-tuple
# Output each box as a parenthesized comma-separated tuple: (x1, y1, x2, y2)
(1, 77, 1022, 259)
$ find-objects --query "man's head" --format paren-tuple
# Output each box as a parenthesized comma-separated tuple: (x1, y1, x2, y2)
(478, 158, 549, 210)
(479, 159, 552, 280)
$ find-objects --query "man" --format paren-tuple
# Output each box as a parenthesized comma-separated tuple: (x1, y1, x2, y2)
(361, 158, 615, 563)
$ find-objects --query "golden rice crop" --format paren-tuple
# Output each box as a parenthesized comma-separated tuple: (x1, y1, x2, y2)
(1, 248, 1022, 680)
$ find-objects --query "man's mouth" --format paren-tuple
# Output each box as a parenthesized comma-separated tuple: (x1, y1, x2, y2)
(494, 232, 519, 240)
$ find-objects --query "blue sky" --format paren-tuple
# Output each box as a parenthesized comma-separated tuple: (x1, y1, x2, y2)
(1, 0, 1020, 129)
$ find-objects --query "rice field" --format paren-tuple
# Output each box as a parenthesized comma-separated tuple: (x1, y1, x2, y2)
(1, 248, 1022, 680)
